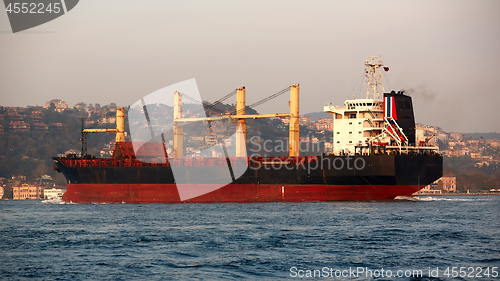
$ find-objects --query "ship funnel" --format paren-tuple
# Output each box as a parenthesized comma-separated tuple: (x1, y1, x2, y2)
(383, 91, 416, 145)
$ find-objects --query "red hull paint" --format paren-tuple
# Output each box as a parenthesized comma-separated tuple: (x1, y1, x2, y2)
(62, 183, 424, 203)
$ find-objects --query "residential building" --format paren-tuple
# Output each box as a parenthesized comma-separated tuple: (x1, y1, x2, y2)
(9, 175, 26, 186)
(13, 183, 42, 200)
(211, 122, 228, 133)
(437, 133, 448, 141)
(300, 116, 311, 126)
(53, 123, 64, 130)
(9, 121, 30, 132)
(313, 122, 333, 131)
(440, 177, 457, 192)
(30, 114, 42, 122)
(414, 184, 442, 195)
(88, 108, 103, 117)
(99, 116, 116, 124)
(414, 177, 457, 194)
(449, 132, 464, 141)
(470, 151, 481, 159)
(31, 122, 49, 131)
(489, 141, 499, 148)
(28, 105, 45, 115)
(7, 112, 25, 121)
(424, 125, 440, 135)
(43, 188, 63, 199)
(317, 117, 333, 123)
(37, 175, 54, 187)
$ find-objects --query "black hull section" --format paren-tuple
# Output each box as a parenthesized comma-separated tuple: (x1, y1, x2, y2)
(54, 154, 443, 187)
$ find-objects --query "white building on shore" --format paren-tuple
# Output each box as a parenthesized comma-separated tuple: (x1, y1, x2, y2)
(43, 188, 63, 199)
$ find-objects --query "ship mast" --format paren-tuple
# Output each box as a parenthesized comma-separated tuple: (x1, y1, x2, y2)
(365, 56, 385, 99)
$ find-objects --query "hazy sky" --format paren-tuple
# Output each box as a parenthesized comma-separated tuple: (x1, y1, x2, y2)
(1, 0, 499, 133)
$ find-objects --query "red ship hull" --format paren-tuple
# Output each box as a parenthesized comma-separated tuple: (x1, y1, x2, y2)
(63, 183, 424, 203)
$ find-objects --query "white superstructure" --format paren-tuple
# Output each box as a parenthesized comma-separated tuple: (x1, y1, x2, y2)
(325, 56, 388, 154)
(324, 56, 439, 155)
(324, 98, 385, 154)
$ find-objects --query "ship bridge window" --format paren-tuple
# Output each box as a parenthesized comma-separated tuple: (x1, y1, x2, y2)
(350, 114, 356, 119)
(349, 122, 352, 125)
(367, 103, 372, 106)
(362, 103, 366, 106)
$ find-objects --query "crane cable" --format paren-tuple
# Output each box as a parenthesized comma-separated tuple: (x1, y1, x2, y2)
(241, 87, 290, 114)
(181, 86, 290, 118)
(181, 90, 236, 119)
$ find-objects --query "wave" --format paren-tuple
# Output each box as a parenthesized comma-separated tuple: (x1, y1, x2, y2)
(395, 196, 479, 202)
(41, 197, 67, 204)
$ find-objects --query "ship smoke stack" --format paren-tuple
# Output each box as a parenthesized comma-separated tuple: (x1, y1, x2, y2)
(384, 91, 416, 145)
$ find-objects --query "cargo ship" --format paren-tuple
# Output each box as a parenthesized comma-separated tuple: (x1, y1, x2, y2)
(53, 57, 442, 203)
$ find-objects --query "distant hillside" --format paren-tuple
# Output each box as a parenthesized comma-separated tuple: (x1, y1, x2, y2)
(304, 112, 331, 121)
(464, 133, 500, 140)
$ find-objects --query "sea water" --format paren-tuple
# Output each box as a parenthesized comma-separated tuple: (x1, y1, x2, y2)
(1, 196, 499, 280)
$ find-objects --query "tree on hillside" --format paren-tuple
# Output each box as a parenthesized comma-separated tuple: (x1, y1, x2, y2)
(48, 102, 56, 111)
(74, 102, 87, 112)
(32, 163, 49, 179)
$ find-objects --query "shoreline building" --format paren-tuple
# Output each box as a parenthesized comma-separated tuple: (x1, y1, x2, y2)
(413, 177, 457, 195)
(13, 183, 42, 200)
(43, 188, 63, 199)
